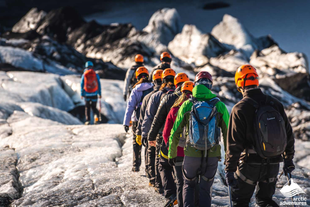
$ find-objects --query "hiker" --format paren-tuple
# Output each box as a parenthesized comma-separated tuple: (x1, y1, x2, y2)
(123, 54, 144, 101)
(225, 64, 295, 207)
(148, 52, 172, 82)
(168, 71, 229, 207)
(136, 69, 163, 186)
(163, 81, 194, 207)
(148, 72, 190, 201)
(123, 66, 153, 172)
(81, 61, 101, 125)
(142, 68, 176, 193)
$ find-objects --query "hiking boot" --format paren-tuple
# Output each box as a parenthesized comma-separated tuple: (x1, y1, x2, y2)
(155, 187, 164, 194)
(85, 121, 90, 125)
(94, 116, 99, 124)
(164, 194, 177, 207)
(132, 166, 140, 172)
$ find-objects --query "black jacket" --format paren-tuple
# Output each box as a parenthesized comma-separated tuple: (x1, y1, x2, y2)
(148, 62, 171, 82)
(148, 86, 182, 142)
(136, 84, 161, 136)
(225, 88, 295, 172)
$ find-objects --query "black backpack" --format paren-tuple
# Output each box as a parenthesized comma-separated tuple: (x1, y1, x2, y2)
(243, 95, 287, 159)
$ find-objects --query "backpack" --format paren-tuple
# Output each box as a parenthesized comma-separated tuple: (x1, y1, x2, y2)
(84, 69, 98, 93)
(188, 97, 220, 151)
(243, 95, 287, 159)
(135, 87, 153, 119)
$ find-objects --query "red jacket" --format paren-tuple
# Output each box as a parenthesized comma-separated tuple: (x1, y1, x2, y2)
(163, 106, 185, 157)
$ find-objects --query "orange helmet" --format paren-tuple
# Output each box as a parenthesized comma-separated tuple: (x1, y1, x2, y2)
(235, 64, 259, 91)
(135, 54, 144, 63)
(160, 52, 172, 62)
(181, 81, 194, 93)
(162, 68, 176, 79)
(136, 66, 149, 79)
(174, 72, 189, 85)
(153, 69, 163, 81)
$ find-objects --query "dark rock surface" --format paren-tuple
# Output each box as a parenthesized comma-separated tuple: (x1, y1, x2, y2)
(274, 73, 310, 101)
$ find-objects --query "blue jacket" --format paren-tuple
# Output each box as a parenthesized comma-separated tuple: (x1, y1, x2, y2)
(81, 70, 102, 97)
(123, 82, 153, 126)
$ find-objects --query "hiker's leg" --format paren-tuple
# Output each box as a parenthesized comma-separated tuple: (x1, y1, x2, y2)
(147, 143, 156, 185)
(173, 157, 184, 207)
(199, 157, 218, 207)
(90, 98, 99, 119)
(132, 121, 141, 170)
(183, 156, 200, 207)
(155, 135, 163, 189)
(255, 164, 279, 207)
(231, 162, 260, 207)
(85, 99, 91, 122)
(158, 156, 176, 198)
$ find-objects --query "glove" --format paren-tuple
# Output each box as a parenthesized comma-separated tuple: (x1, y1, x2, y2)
(168, 158, 176, 167)
(123, 94, 127, 101)
(225, 171, 238, 188)
(136, 135, 142, 146)
(124, 125, 129, 133)
(142, 136, 147, 147)
(283, 159, 295, 175)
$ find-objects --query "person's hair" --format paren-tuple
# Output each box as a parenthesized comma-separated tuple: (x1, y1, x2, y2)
(159, 82, 174, 91)
(172, 92, 191, 108)
(133, 77, 149, 88)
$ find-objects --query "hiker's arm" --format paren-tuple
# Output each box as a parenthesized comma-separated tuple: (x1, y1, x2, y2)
(123, 68, 132, 96)
(81, 75, 85, 97)
(225, 107, 246, 172)
(96, 74, 102, 97)
(168, 101, 190, 159)
(123, 89, 139, 126)
(281, 104, 295, 160)
(216, 102, 230, 152)
(148, 96, 168, 141)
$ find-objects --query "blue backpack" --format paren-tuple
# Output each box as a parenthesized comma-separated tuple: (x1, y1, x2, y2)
(188, 97, 220, 151)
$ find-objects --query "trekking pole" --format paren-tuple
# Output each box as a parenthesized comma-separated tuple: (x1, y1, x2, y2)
(99, 98, 102, 122)
(228, 185, 233, 207)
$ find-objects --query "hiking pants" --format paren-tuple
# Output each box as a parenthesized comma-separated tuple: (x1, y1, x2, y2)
(183, 156, 218, 207)
(230, 162, 280, 207)
(155, 135, 163, 189)
(85, 96, 99, 122)
(158, 156, 176, 198)
(173, 156, 184, 207)
(144, 140, 149, 178)
(147, 142, 156, 185)
(132, 121, 141, 169)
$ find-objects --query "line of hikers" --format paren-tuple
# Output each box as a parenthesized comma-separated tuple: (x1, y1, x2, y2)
(122, 53, 295, 207)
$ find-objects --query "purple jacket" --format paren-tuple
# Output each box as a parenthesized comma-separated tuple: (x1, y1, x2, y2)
(123, 82, 153, 126)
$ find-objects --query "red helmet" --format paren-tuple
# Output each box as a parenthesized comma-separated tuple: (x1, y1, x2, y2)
(195, 71, 212, 83)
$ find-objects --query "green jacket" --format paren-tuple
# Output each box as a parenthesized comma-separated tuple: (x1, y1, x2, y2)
(168, 85, 229, 159)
